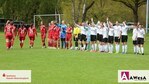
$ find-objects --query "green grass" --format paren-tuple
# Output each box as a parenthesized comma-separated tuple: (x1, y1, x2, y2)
(0, 32, 149, 84)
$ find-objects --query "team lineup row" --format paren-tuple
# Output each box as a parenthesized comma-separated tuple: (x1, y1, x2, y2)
(4, 18, 145, 55)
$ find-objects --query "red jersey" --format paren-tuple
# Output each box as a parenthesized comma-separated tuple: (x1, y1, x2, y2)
(4, 24, 14, 36)
(48, 24, 56, 35)
(18, 27, 27, 37)
(28, 27, 37, 37)
(66, 27, 72, 34)
(40, 25, 46, 36)
(54, 26, 60, 37)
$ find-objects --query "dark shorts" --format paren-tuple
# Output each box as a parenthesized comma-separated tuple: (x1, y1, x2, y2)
(114, 37, 120, 43)
(121, 35, 128, 42)
(19, 37, 25, 41)
(90, 35, 96, 41)
(80, 34, 87, 41)
(137, 38, 144, 45)
(74, 36, 78, 41)
(108, 36, 114, 44)
(97, 34, 103, 42)
(133, 40, 138, 45)
(29, 36, 35, 41)
(103, 38, 108, 43)
(78, 34, 81, 40)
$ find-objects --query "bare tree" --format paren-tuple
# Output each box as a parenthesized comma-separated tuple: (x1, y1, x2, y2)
(113, 0, 147, 23)
(82, 0, 95, 22)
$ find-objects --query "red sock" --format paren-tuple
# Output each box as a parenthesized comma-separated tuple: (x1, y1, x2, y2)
(8, 42, 11, 48)
(48, 41, 52, 47)
(20, 43, 23, 48)
(32, 41, 34, 47)
(42, 40, 45, 46)
(54, 42, 57, 48)
(66, 42, 68, 48)
(70, 42, 72, 47)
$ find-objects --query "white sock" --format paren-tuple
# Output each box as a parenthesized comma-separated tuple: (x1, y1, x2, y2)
(101, 45, 103, 51)
(137, 46, 141, 53)
(115, 44, 117, 53)
(125, 45, 127, 53)
(94, 44, 97, 51)
(83, 44, 86, 50)
(117, 44, 120, 53)
(122, 45, 124, 53)
(135, 46, 137, 53)
(91, 44, 94, 50)
(105, 44, 108, 52)
(111, 45, 113, 53)
(108, 44, 111, 52)
(79, 45, 81, 49)
(141, 47, 144, 53)
(134, 46, 136, 53)
(98, 44, 100, 51)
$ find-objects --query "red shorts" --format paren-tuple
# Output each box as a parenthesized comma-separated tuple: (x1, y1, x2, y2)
(53, 36, 59, 41)
(19, 37, 25, 41)
(29, 35, 35, 41)
(48, 34, 53, 39)
(66, 33, 72, 41)
(5, 33, 13, 40)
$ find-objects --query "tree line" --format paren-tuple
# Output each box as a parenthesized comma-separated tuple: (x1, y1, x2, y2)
(0, 0, 147, 24)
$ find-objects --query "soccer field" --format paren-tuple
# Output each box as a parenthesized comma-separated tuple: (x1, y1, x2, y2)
(0, 32, 149, 84)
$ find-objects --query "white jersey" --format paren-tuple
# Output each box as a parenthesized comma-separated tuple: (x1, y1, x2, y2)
(90, 27, 97, 35)
(96, 25, 102, 34)
(79, 26, 87, 35)
(108, 27, 114, 36)
(132, 28, 138, 40)
(102, 27, 108, 38)
(121, 26, 128, 35)
(137, 28, 145, 38)
(114, 25, 121, 37)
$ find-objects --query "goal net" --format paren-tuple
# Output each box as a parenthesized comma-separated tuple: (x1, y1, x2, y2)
(33, 14, 62, 28)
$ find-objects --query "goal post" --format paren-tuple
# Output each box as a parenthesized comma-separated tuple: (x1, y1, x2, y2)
(33, 14, 62, 28)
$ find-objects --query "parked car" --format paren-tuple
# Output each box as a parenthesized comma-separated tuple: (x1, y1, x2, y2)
(13, 21, 24, 28)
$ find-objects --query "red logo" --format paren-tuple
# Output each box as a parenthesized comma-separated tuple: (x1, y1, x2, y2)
(2, 73, 6, 77)
(121, 72, 129, 80)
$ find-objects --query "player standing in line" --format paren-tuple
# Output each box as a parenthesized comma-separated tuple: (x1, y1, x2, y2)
(28, 23, 37, 48)
(107, 19, 114, 53)
(66, 24, 73, 49)
(4, 21, 14, 49)
(98, 22, 104, 52)
(137, 24, 145, 55)
(73, 25, 81, 50)
(53, 24, 61, 49)
(90, 24, 97, 52)
(48, 21, 55, 48)
(121, 21, 129, 54)
(102, 22, 109, 52)
(96, 21, 101, 51)
(40, 21, 47, 48)
(114, 21, 121, 53)
(132, 25, 138, 54)
(18, 24, 27, 48)
(75, 22, 87, 51)
(60, 20, 67, 49)
(85, 22, 91, 51)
